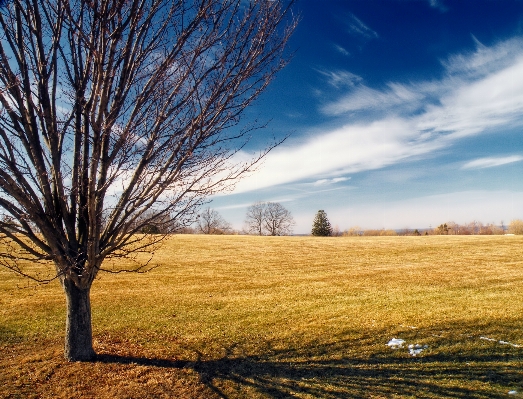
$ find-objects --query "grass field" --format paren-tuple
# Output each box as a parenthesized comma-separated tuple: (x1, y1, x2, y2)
(1, 235, 523, 398)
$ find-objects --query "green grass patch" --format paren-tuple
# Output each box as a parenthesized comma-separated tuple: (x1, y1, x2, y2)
(1, 235, 523, 398)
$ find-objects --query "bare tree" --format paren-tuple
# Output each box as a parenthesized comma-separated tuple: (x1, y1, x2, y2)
(0, 0, 296, 360)
(196, 208, 231, 234)
(244, 202, 266, 235)
(447, 221, 459, 235)
(343, 226, 362, 236)
(244, 201, 294, 235)
(509, 219, 523, 234)
(263, 201, 294, 236)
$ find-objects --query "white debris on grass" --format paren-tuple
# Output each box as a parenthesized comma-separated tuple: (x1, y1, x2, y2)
(386, 333, 521, 360)
(408, 343, 429, 356)
(387, 338, 405, 348)
(499, 340, 522, 348)
(480, 336, 522, 348)
(387, 339, 428, 356)
(508, 390, 518, 395)
(480, 336, 497, 342)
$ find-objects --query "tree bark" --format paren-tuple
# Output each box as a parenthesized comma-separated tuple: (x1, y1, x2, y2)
(62, 279, 96, 361)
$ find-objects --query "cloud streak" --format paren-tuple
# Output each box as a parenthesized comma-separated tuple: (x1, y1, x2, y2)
(333, 44, 350, 56)
(232, 36, 523, 194)
(321, 82, 425, 115)
(462, 156, 523, 169)
(428, 0, 448, 13)
(317, 69, 362, 89)
(345, 13, 378, 39)
(233, 117, 444, 193)
(313, 177, 349, 186)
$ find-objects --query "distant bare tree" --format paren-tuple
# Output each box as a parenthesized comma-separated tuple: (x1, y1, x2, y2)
(244, 202, 266, 235)
(509, 219, 523, 234)
(343, 226, 362, 236)
(197, 208, 231, 234)
(244, 201, 294, 235)
(468, 221, 480, 235)
(447, 221, 459, 235)
(263, 202, 294, 236)
(136, 211, 173, 234)
(487, 223, 505, 235)
(0, 0, 296, 360)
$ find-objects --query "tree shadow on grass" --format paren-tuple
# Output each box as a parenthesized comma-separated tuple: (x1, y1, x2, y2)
(95, 336, 523, 399)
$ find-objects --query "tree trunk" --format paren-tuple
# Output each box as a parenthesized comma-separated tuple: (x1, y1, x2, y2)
(62, 278, 96, 361)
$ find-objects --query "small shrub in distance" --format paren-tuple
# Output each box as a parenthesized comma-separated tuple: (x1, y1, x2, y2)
(509, 219, 523, 235)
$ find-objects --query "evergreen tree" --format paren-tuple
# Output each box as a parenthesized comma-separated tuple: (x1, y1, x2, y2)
(311, 210, 333, 236)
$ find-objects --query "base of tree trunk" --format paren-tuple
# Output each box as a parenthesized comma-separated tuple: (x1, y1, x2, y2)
(63, 279, 96, 361)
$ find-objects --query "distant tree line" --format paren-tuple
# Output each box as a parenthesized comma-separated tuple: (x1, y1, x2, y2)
(338, 220, 523, 236)
(174, 202, 296, 235)
(145, 207, 523, 237)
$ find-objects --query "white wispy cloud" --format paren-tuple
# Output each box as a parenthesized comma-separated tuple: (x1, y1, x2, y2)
(321, 82, 426, 115)
(428, 0, 448, 12)
(416, 57, 523, 139)
(316, 69, 362, 89)
(333, 44, 350, 56)
(231, 35, 523, 194)
(313, 177, 349, 186)
(232, 117, 444, 193)
(462, 156, 523, 169)
(442, 36, 523, 79)
(345, 13, 378, 39)
(323, 37, 523, 122)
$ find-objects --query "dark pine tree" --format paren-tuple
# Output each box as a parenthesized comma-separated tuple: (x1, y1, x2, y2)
(311, 210, 332, 236)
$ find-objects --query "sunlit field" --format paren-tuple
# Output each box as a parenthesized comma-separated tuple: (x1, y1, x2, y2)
(1, 235, 523, 398)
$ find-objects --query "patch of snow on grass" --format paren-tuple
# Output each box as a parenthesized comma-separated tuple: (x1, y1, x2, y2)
(508, 390, 518, 395)
(387, 338, 405, 348)
(479, 336, 497, 342)
(387, 338, 428, 356)
(480, 336, 522, 348)
(499, 340, 522, 348)
(408, 344, 428, 356)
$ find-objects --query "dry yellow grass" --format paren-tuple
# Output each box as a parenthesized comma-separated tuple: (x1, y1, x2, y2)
(1, 235, 523, 398)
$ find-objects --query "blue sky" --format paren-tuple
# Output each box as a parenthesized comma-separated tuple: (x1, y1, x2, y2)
(211, 0, 523, 234)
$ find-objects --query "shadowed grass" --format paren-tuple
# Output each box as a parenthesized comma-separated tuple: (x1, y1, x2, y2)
(1, 235, 523, 398)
